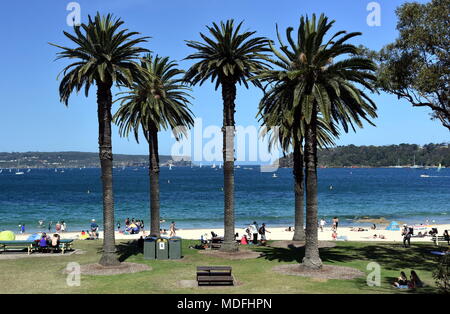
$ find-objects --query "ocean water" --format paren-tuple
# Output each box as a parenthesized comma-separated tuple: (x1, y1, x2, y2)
(0, 167, 449, 233)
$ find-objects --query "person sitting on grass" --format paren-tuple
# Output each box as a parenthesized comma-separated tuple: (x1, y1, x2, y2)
(444, 230, 450, 245)
(79, 230, 89, 240)
(393, 271, 409, 289)
(39, 233, 49, 253)
(51, 234, 60, 252)
(239, 234, 248, 245)
(408, 270, 423, 289)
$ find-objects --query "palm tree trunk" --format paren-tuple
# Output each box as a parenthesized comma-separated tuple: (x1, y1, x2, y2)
(292, 137, 306, 241)
(97, 81, 120, 266)
(148, 126, 161, 237)
(302, 108, 322, 269)
(220, 80, 238, 252)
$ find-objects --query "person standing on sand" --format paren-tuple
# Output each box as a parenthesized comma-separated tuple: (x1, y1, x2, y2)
(332, 217, 339, 231)
(319, 219, 326, 232)
(169, 221, 176, 237)
(259, 223, 270, 244)
(249, 221, 258, 244)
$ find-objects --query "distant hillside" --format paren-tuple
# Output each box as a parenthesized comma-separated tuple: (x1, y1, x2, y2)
(278, 143, 450, 168)
(0, 152, 191, 168)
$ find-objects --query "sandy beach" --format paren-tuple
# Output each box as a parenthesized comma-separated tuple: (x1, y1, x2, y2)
(13, 223, 450, 243)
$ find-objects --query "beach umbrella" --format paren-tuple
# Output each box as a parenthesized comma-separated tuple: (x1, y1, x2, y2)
(0, 230, 16, 241)
(27, 233, 41, 241)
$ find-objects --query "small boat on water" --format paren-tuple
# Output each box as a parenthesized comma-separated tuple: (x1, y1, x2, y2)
(15, 170, 24, 175)
(272, 173, 278, 178)
(420, 174, 430, 178)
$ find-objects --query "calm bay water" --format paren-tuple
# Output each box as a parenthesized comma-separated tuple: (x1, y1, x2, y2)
(0, 167, 449, 233)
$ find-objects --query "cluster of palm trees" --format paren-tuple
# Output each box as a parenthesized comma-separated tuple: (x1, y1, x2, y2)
(51, 12, 377, 269)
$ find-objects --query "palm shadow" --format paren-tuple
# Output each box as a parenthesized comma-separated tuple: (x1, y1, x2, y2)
(253, 242, 440, 272)
(95, 240, 143, 263)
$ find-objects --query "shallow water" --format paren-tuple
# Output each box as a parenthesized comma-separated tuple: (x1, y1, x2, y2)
(0, 167, 449, 233)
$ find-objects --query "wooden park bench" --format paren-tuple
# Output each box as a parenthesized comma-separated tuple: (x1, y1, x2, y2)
(196, 266, 234, 286)
(431, 235, 449, 246)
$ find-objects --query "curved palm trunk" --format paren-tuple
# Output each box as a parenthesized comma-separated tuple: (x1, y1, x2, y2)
(97, 81, 120, 266)
(292, 138, 306, 241)
(302, 109, 322, 269)
(148, 126, 161, 237)
(220, 80, 238, 252)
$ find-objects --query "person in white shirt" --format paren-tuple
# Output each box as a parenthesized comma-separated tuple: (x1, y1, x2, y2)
(319, 219, 326, 232)
(249, 222, 258, 244)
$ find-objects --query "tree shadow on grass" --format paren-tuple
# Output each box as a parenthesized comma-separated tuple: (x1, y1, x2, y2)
(253, 243, 439, 273)
(116, 240, 143, 262)
(95, 240, 143, 263)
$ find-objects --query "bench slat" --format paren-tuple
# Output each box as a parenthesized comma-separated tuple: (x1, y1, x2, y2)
(197, 266, 231, 271)
(197, 276, 233, 282)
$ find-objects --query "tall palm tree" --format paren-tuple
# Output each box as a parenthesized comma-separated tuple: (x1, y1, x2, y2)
(114, 54, 194, 237)
(258, 84, 339, 242)
(51, 13, 149, 266)
(257, 14, 377, 269)
(184, 20, 270, 251)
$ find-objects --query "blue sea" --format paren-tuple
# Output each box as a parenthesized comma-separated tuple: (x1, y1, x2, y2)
(0, 167, 449, 233)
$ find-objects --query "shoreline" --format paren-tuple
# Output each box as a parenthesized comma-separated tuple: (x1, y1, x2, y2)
(12, 223, 450, 243)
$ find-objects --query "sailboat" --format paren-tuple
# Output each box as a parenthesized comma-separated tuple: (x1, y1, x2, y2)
(272, 173, 278, 178)
(410, 155, 422, 169)
(437, 163, 442, 172)
(212, 162, 216, 169)
(169, 163, 173, 170)
(15, 160, 24, 175)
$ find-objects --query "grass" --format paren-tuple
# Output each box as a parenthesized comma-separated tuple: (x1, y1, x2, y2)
(0, 239, 446, 294)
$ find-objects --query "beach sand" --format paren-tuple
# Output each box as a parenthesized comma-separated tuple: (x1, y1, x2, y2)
(14, 224, 450, 243)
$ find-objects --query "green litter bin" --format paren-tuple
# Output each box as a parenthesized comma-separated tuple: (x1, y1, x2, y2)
(169, 237, 182, 259)
(156, 237, 169, 260)
(144, 237, 157, 260)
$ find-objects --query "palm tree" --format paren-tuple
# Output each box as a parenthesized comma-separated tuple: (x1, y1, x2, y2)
(184, 20, 270, 251)
(258, 84, 339, 242)
(257, 14, 377, 269)
(114, 54, 194, 237)
(51, 13, 149, 266)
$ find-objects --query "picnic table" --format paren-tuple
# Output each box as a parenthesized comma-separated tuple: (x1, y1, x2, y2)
(0, 239, 74, 255)
(431, 235, 449, 246)
(0, 241, 35, 255)
(196, 266, 234, 286)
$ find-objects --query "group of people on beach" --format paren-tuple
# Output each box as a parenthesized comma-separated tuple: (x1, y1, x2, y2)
(79, 219, 99, 240)
(240, 221, 270, 245)
(118, 218, 145, 235)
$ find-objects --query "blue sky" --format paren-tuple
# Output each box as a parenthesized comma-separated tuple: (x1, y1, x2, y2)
(0, 0, 448, 158)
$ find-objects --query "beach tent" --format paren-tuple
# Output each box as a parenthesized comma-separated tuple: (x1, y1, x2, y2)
(27, 233, 41, 241)
(0, 230, 16, 241)
(385, 221, 400, 231)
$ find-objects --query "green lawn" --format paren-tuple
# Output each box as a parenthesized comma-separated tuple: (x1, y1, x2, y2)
(0, 239, 446, 294)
